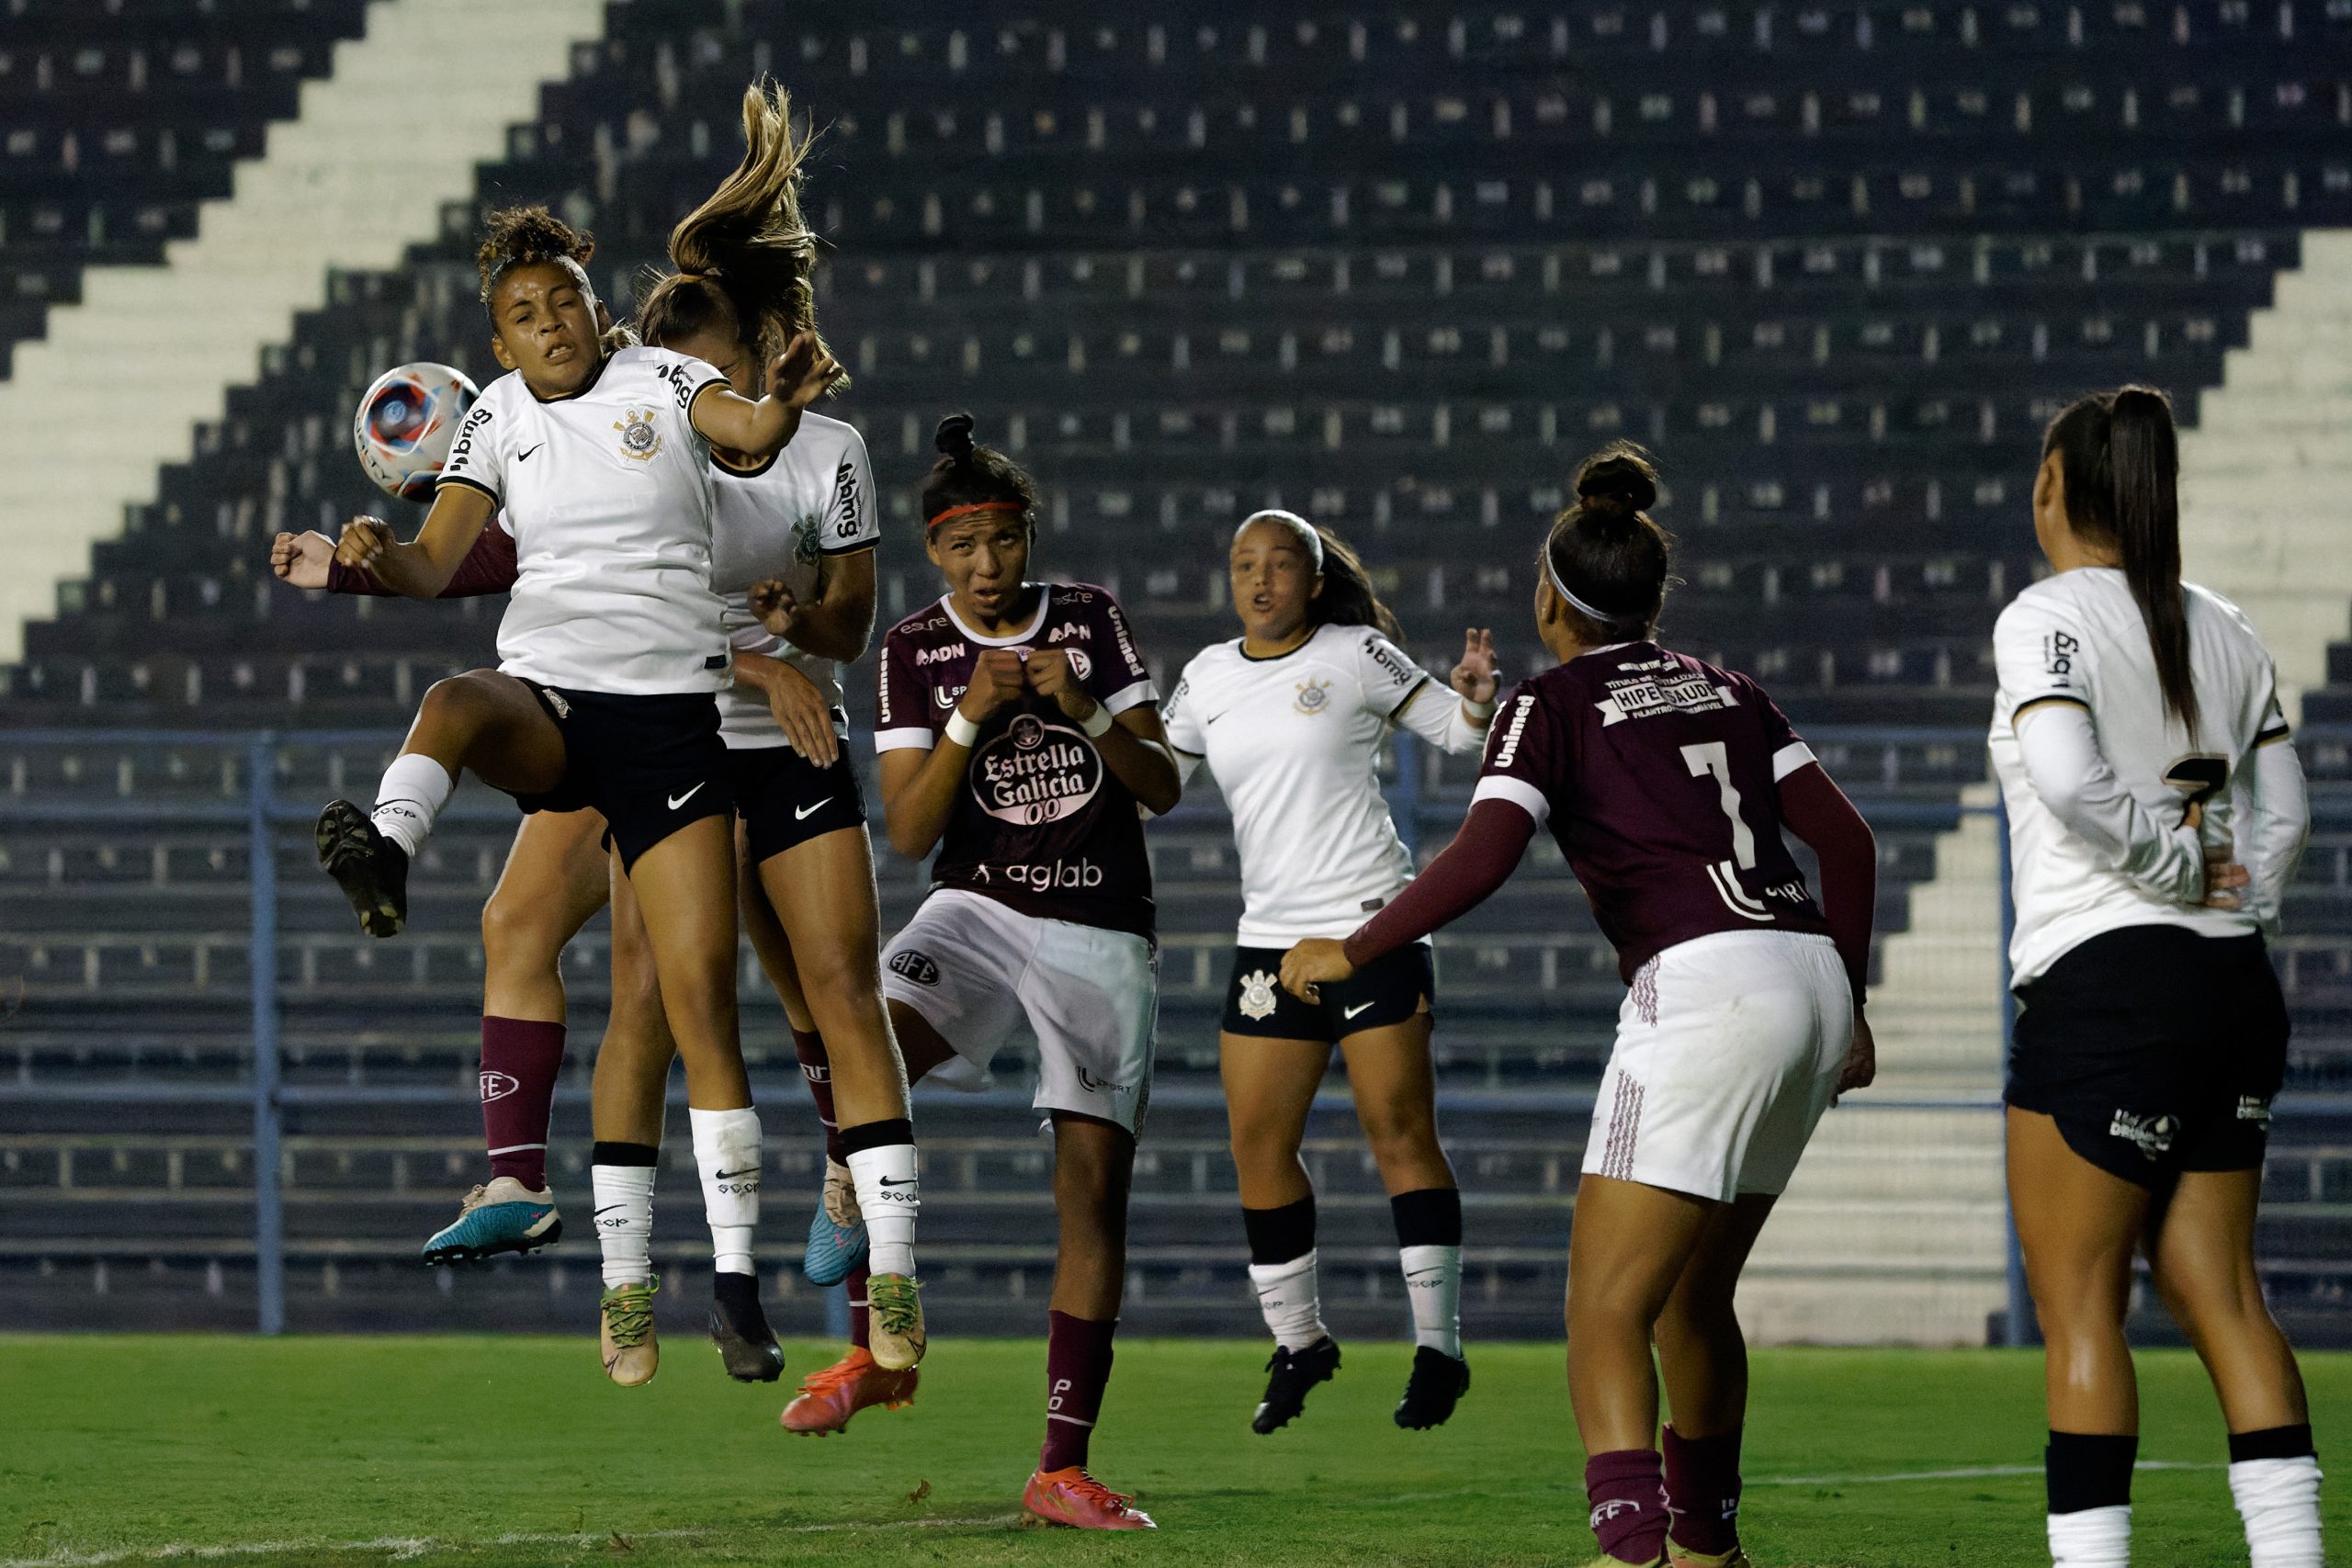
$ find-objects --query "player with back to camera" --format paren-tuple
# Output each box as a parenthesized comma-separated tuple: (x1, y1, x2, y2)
(1283, 445, 1881, 1568)
(1160, 511, 1497, 1434)
(871, 414, 1178, 1529)
(1991, 387, 2321, 1568)
(303, 201, 901, 1383)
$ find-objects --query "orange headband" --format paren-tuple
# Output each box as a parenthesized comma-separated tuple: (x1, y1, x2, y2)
(926, 501, 1024, 530)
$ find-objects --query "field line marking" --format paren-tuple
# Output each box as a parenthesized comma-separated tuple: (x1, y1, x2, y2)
(1750, 1461, 2222, 1488)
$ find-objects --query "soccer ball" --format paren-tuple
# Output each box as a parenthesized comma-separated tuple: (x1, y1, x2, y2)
(353, 363, 478, 502)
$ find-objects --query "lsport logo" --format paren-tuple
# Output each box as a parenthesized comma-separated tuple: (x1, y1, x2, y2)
(479, 1071, 520, 1103)
(889, 950, 942, 987)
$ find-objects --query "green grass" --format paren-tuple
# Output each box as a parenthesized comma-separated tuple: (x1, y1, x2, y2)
(0, 1337, 2343, 1567)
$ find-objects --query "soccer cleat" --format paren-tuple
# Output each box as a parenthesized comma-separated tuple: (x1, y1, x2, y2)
(708, 1271, 785, 1382)
(420, 1177, 561, 1265)
(865, 1273, 925, 1371)
(1251, 1337, 1341, 1434)
(316, 798, 408, 938)
(1668, 1547, 1750, 1568)
(778, 1347, 920, 1436)
(802, 1158, 868, 1286)
(599, 1276, 661, 1387)
(1578, 1554, 1668, 1568)
(1021, 1467, 1157, 1530)
(1393, 1345, 1471, 1429)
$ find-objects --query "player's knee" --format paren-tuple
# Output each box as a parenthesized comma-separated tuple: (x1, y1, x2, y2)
(480, 890, 566, 969)
(417, 673, 495, 737)
(1357, 1101, 1438, 1168)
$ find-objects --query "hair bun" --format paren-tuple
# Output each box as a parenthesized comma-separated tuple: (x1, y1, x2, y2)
(2110, 384, 2174, 423)
(1575, 442, 1660, 517)
(934, 412, 977, 461)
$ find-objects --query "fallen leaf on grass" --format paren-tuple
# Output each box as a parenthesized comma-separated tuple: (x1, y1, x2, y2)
(906, 1479, 933, 1506)
(607, 1530, 633, 1554)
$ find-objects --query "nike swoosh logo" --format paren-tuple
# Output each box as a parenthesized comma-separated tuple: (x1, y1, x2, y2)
(1343, 1001, 1375, 1020)
(877, 1176, 916, 1188)
(667, 783, 707, 810)
(714, 1167, 758, 1180)
(593, 1205, 624, 1216)
(795, 799, 831, 820)
(518, 443, 543, 461)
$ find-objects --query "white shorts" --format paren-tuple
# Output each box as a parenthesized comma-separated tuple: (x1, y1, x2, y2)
(1584, 930, 1853, 1202)
(880, 889, 1157, 1135)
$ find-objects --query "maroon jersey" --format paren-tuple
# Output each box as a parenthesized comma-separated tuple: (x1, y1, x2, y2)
(876, 581, 1159, 938)
(1472, 642, 1830, 980)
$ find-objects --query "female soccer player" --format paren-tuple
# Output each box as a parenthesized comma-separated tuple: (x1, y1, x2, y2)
(1991, 386, 2320, 1568)
(1282, 445, 1880, 1568)
(1161, 511, 1496, 1434)
(872, 414, 1177, 1528)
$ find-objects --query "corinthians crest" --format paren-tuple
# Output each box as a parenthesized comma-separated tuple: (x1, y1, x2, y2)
(614, 408, 662, 461)
(1294, 678, 1332, 716)
(1237, 968, 1280, 1021)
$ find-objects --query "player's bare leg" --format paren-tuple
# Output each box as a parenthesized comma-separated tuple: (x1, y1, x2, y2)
(2146, 1168, 2324, 1566)
(1566, 1173, 1717, 1566)
(1651, 1193, 1778, 1568)
(1221, 1031, 1343, 1431)
(1023, 1111, 1154, 1529)
(2007, 1107, 2151, 1567)
(589, 851, 680, 1386)
(1340, 1012, 1468, 1429)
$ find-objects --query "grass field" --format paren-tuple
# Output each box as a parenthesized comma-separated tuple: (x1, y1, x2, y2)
(1, 1337, 2343, 1567)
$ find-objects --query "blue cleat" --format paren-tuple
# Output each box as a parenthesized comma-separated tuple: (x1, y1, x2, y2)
(422, 1176, 561, 1265)
(802, 1158, 868, 1286)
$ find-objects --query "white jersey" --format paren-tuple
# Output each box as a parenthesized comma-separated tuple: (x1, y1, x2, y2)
(1164, 622, 1490, 945)
(1991, 567, 2291, 984)
(707, 413, 878, 748)
(438, 344, 730, 695)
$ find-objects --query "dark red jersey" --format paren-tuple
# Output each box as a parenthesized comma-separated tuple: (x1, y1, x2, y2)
(876, 582, 1159, 939)
(1472, 642, 1830, 980)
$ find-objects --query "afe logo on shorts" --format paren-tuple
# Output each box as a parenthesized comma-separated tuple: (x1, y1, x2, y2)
(614, 409, 662, 461)
(972, 715, 1103, 827)
(888, 950, 941, 987)
(1294, 679, 1331, 716)
(1237, 969, 1280, 1021)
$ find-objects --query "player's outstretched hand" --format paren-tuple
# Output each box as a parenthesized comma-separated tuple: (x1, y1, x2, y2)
(959, 649, 1027, 725)
(763, 658, 840, 768)
(334, 517, 396, 571)
(1836, 1015, 1877, 1097)
(1024, 649, 1099, 725)
(1451, 627, 1498, 705)
(749, 578, 801, 640)
(1280, 938, 1354, 1004)
(768, 331, 842, 413)
(271, 530, 335, 590)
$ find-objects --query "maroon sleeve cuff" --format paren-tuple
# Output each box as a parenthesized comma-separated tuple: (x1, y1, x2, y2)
(1342, 798, 1537, 967)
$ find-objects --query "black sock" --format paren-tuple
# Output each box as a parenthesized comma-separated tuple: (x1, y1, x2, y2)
(2229, 1424, 2316, 1463)
(838, 1117, 915, 1157)
(1242, 1195, 1316, 1266)
(2046, 1431, 2137, 1514)
(713, 1269, 760, 1307)
(591, 1140, 659, 1167)
(1389, 1186, 1462, 1248)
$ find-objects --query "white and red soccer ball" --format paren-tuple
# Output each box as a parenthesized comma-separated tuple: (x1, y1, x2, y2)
(354, 362, 478, 502)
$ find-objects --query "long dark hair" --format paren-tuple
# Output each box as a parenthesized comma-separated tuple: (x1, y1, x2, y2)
(1238, 511, 1404, 642)
(1540, 442, 1676, 642)
(2042, 386, 2196, 737)
(922, 413, 1037, 535)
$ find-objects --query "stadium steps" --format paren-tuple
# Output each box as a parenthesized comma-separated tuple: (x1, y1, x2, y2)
(0, 0, 608, 664)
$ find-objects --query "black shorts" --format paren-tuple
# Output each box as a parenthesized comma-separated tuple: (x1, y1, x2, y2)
(1222, 942, 1434, 1043)
(729, 737, 867, 866)
(2006, 926, 2289, 1190)
(511, 683, 733, 873)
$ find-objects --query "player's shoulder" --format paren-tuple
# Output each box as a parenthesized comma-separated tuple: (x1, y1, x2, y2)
(469, 368, 526, 416)
(1178, 636, 1247, 685)
(1047, 580, 1122, 613)
(789, 410, 866, 464)
(2185, 579, 2266, 645)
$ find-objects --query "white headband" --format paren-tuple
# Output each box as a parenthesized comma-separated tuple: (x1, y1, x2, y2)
(1238, 510, 1324, 572)
(1544, 546, 1623, 626)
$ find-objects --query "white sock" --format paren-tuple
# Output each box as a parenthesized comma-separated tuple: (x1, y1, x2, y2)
(688, 1106, 761, 1276)
(370, 752, 454, 856)
(2230, 1456, 2324, 1568)
(591, 1164, 655, 1289)
(2048, 1505, 2131, 1567)
(845, 1142, 919, 1278)
(1248, 1250, 1329, 1351)
(1399, 1243, 1464, 1359)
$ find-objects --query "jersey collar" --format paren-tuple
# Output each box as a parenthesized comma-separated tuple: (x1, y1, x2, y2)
(525, 349, 613, 404)
(942, 584, 1051, 647)
(1568, 638, 1646, 664)
(1237, 624, 1326, 663)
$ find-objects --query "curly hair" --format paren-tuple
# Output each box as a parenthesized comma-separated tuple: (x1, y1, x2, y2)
(474, 205, 595, 308)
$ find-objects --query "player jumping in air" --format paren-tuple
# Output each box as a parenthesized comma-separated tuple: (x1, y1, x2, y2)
(872, 415, 1179, 1528)
(1283, 446, 1879, 1568)
(1162, 511, 1496, 1433)
(1992, 387, 2320, 1568)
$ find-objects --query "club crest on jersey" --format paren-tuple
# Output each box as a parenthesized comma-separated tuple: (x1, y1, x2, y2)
(1294, 678, 1332, 716)
(1064, 647, 1093, 682)
(614, 409, 662, 461)
(888, 950, 941, 987)
(1237, 970, 1281, 1021)
(792, 513, 823, 565)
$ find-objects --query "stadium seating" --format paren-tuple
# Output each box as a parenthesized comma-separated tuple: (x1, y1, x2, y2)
(2, 0, 2348, 1343)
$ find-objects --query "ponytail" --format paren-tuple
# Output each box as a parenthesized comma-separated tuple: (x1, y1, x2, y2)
(2042, 386, 2197, 738)
(1541, 441, 1675, 641)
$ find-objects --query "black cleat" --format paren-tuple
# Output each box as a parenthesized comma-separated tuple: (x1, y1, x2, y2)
(709, 1271, 785, 1382)
(1251, 1337, 1341, 1434)
(316, 799, 408, 938)
(1393, 1346, 1471, 1429)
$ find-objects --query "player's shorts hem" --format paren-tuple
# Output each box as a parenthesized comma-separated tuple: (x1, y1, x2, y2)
(730, 739, 867, 864)
(503, 683, 733, 871)
(1220, 942, 1433, 1043)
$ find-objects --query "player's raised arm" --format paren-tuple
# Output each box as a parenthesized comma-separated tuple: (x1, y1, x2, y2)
(331, 482, 497, 600)
(689, 331, 841, 459)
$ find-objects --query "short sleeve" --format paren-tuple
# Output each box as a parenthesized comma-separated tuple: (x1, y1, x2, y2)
(1161, 665, 1205, 757)
(1735, 672, 1816, 782)
(1355, 631, 1432, 719)
(1468, 682, 1563, 825)
(1088, 593, 1158, 715)
(646, 347, 730, 432)
(874, 632, 933, 753)
(2256, 687, 2291, 748)
(1996, 591, 2097, 723)
(435, 387, 505, 505)
(820, 429, 879, 556)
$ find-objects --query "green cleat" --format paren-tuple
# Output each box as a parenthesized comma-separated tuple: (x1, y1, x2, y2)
(599, 1276, 661, 1387)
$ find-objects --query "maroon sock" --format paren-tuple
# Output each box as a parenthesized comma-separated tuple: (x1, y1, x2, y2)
(848, 1262, 871, 1352)
(792, 1026, 845, 1165)
(1585, 1448, 1670, 1564)
(480, 1016, 565, 1190)
(1037, 1310, 1118, 1474)
(1664, 1425, 1744, 1555)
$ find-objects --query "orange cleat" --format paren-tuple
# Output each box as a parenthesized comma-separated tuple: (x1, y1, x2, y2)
(778, 1347, 919, 1436)
(1021, 1466, 1157, 1530)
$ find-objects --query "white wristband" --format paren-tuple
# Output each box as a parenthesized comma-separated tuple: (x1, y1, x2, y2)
(1462, 694, 1497, 720)
(944, 709, 981, 749)
(1080, 702, 1114, 739)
